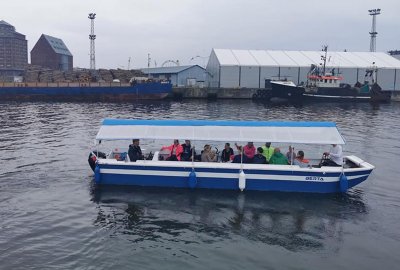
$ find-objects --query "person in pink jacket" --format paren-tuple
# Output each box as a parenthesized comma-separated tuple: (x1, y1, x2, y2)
(161, 139, 183, 161)
(243, 142, 256, 162)
(235, 142, 256, 163)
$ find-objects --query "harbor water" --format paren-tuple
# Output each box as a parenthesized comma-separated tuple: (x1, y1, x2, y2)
(1, 100, 399, 269)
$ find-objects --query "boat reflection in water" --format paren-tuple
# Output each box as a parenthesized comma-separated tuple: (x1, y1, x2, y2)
(90, 184, 368, 251)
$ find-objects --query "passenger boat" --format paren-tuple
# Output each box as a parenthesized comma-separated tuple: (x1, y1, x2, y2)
(269, 46, 391, 102)
(0, 79, 172, 102)
(89, 119, 374, 193)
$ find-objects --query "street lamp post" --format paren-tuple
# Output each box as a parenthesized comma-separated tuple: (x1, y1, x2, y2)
(190, 55, 209, 68)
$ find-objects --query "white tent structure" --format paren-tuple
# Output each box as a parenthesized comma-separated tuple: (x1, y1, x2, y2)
(206, 49, 400, 91)
(96, 119, 345, 145)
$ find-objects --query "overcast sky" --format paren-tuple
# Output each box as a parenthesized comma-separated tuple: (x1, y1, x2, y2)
(3, 0, 399, 69)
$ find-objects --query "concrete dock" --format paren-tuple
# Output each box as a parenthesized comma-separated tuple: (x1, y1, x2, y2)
(172, 87, 258, 99)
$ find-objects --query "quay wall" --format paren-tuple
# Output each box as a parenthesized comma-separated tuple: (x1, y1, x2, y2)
(172, 87, 258, 99)
(173, 87, 400, 102)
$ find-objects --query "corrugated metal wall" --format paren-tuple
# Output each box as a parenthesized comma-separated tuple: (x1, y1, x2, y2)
(208, 49, 400, 91)
(176, 66, 206, 86)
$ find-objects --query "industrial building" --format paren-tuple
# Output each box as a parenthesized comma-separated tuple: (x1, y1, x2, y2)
(141, 65, 206, 87)
(206, 49, 400, 91)
(31, 34, 73, 72)
(0, 20, 28, 81)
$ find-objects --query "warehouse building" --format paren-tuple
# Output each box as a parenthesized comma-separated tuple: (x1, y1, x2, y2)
(141, 65, 206, 87)
(0, 20, 28, 81)
(206, 49, 400, 91)
(31, 34, 73, 72)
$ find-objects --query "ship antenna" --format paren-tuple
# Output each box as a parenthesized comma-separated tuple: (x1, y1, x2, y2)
(321, 45, 328, 74)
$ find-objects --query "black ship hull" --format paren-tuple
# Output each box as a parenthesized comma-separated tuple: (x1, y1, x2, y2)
(269, 81, 391, 102)
(269, 81, 305, 102)
(304, 83, 391, 102)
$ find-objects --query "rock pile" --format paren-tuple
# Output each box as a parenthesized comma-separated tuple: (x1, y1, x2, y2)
(22, 65, 145, 83)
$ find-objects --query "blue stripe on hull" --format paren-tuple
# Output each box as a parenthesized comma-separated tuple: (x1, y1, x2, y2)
(98, 174, 369, 193)
(96, 164, 370, 193)
(348, 175, 369, 189)
(101, 174, 188, 188)
(245, 178, 339, 193)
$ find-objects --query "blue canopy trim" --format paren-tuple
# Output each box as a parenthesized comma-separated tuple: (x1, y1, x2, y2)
(102, 119, 337, 128)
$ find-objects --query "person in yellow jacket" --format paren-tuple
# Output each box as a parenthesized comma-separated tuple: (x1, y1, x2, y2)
(261, 142, 274, 162)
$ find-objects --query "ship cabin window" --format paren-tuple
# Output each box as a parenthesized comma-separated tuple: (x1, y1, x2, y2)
(325, 79, 327, 83)
(329, 79, 332, 83)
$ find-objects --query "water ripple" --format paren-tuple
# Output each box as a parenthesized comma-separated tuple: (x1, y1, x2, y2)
(1, 100, 400, 269)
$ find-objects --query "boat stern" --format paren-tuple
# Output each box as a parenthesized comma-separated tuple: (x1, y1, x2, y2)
(344, 155, 374, 189)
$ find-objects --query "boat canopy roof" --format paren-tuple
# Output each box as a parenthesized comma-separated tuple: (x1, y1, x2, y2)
(96, 119, 345, 145)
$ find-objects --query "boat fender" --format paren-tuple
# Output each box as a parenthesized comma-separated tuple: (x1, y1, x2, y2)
(239, 170, 246, 191)
(188, 170, 197, 188)
(94, 165, 101, 184)
(339, 173, 348, 192)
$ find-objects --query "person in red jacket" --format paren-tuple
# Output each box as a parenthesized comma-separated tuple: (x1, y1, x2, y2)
(161, 139, 183, 161)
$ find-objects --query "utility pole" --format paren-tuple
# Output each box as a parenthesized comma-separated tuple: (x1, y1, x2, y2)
(88, 13, 96, 70)
(369, 8, 381, 52)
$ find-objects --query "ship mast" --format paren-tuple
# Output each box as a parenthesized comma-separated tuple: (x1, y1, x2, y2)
(321, 45, 328, 75)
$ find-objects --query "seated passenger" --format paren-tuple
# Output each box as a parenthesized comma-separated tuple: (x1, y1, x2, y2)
(201, 144, 217, 162)
(221, 143, 234, 163)
(243, 142, 256, 163)
(181, 140, 195, 161)
(232, 145, 249, 163)
(286, 146, 296, 164)
(232, 147, 245, 163)
(128, 139, 144, 162)
(269, 148, 289, 165)
(261, 142, 275, 163)
(253, 147, 267, 164)
(293, 150, 310, 168)
(161, 139, 183, 161)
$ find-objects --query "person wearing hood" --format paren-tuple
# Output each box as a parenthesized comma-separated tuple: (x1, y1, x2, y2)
(269, 147, 289, 165)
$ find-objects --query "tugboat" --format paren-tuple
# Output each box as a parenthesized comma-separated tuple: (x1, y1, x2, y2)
(269, 79, 304, 102)
(269, 46, 391, 102)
